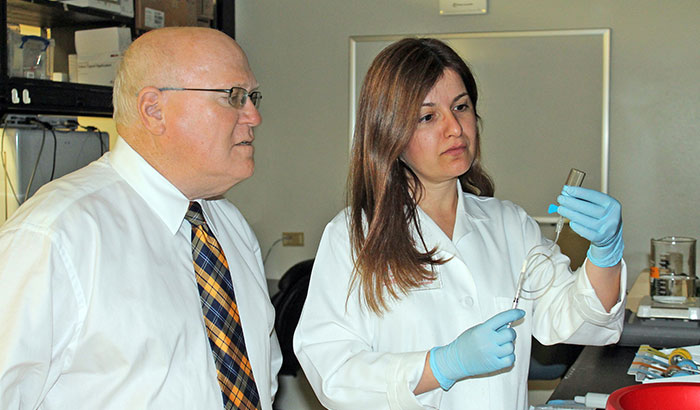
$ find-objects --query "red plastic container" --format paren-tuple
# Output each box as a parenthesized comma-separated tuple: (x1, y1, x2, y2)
(606, 382, 700, 410)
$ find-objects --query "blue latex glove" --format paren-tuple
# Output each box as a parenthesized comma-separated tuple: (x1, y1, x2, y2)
(554, 186, 624, 267)
(429, 308, 525, 390)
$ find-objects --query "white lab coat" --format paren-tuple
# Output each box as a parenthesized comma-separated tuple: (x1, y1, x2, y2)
(294, 187, 626, 410)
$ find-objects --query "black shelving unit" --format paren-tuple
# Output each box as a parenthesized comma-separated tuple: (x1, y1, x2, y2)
(7, 0, 133, 27)
(1, 0, 235, 118)
(214, 0, 234, 40)
(1, 0, 134, 117)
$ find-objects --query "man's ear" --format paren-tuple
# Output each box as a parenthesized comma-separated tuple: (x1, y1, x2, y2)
(138, 86, 166, 135)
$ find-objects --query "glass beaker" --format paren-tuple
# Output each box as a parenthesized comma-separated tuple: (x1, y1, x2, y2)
(649, 236, 697, 301)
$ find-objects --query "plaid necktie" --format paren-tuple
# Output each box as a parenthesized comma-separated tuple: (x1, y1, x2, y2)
(185, 201, 261, 410)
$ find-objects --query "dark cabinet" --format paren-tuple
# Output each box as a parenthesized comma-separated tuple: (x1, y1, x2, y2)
(1, 0, 135, 117)
(1, 0, 234, 118)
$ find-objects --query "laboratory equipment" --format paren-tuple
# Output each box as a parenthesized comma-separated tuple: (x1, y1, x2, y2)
(606, 382, 700, 410)
(511, 260, 528, 310)
(1, 115, 108, 210)
(629, 236, 700, 324)
(650, 236, 697, 301)
(574, 392, 610, 408)
(7, 29, 55, 80)
(510, 244, 557, 312)
(553, 168, 585, 244)
(627, 345, 700, 381)
(511, 168, 586, 311)
(620, 298, 700, 347)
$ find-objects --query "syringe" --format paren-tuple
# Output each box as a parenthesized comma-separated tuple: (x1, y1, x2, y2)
(553, 168, 585, 244)
(511, 260, 529, 310)
(508, 260, 528, 328)
(510, 168, 586, 323)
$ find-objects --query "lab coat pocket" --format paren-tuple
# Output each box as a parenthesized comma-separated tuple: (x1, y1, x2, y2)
(407, 274, 443, 292)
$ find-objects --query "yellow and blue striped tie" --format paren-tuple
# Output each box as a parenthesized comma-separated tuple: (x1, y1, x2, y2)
(185, 202, 261, 410)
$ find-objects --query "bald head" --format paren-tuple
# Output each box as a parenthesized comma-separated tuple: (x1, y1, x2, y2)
(113, 27, 248, 128)
(111, 27, 261, 199)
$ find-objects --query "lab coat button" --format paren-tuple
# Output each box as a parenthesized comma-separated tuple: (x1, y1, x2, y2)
(462, 296, 474, 307)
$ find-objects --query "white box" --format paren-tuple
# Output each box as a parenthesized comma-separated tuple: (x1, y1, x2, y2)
(68, 54, 78, 82)
(75, 27, 132, 55)
(76, 53, 123, 86)
(52, 72, 68, 81)
(60, 0, 134, 18)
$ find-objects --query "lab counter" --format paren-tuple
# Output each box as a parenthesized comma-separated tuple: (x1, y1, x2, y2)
(549, 300, 700, 402)
(548, 344, 638, 401)
(548, 269, 700, 400)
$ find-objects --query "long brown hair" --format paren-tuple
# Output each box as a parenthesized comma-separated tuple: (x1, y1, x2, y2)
(348, 37, 494, 314)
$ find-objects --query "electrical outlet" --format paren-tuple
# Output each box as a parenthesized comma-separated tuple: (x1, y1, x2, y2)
(282, 232, 304, 246)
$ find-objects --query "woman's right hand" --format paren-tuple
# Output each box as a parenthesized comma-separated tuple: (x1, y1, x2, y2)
(555, 186, 624, 268)
(428, 308, 526, 390)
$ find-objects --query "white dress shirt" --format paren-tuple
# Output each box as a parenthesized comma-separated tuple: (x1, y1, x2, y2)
(294, 184, 626, 410)
(0, 136, 282, 410)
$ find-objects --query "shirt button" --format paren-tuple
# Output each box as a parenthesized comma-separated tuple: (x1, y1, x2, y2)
(462, 296, 474, 307)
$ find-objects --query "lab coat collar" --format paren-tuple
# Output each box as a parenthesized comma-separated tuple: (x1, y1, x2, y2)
(110, 136, 190, 236)
(414, 180, 488, 258)
(453, 180, 488, 242)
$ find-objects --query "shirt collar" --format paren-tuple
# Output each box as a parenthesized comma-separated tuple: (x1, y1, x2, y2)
(109, 136, 190, 235)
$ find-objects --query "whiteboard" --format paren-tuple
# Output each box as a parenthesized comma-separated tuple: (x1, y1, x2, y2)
(349, 29, 610, 221)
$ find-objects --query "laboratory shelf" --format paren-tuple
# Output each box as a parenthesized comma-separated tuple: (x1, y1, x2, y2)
(3, 77, 113, 116)
(0, 0, 235, 118)
(1, 0, 131, 118)
(7, 0, 132, 28)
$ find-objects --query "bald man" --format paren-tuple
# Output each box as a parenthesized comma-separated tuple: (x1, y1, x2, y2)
(0, 28, 281, 409)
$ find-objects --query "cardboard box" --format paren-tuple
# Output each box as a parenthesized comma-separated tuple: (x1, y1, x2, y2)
(60, 0, 134, 18)
(135, 0, 198, 31)
(75, 27, 132, 55)
(76, 53, 123, 86)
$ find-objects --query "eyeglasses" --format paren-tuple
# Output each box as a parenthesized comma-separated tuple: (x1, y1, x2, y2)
(158, 86, 262, 109)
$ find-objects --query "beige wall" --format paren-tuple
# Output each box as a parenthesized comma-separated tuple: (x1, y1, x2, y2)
(230, 0, 700, 284)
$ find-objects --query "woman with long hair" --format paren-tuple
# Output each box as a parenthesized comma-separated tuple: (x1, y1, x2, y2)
(294, 37, 625, 409)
